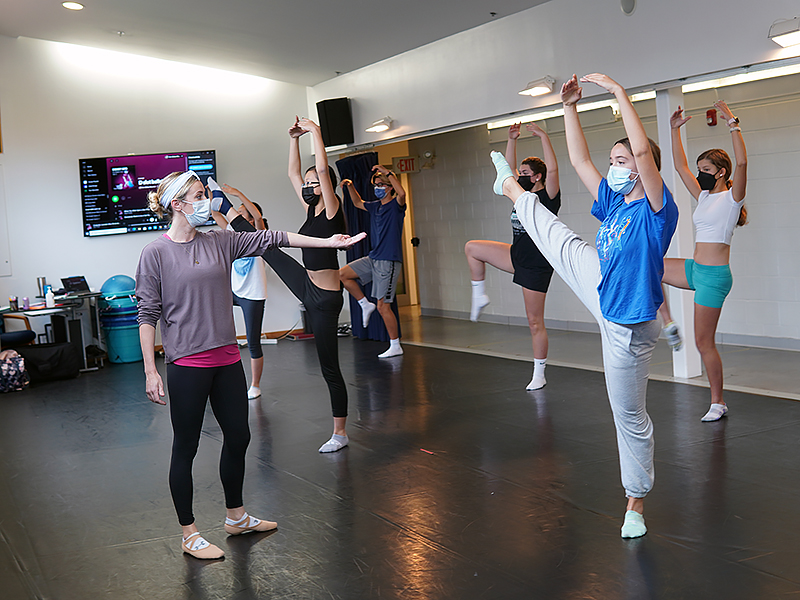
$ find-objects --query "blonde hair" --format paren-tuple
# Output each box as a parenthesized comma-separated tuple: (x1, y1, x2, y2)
(147, 171, 197, 219)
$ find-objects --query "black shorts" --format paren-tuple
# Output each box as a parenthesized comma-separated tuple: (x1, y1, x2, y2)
(512, 264, 554, 293)
(511, 235, 554, 293)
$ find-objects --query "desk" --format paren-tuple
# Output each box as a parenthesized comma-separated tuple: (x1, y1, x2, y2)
(20, 292, 102, 371)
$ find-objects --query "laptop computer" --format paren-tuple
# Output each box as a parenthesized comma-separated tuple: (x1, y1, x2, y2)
(61, 276, 91, 293)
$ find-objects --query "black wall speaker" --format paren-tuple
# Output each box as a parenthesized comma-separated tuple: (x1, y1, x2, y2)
(316, 97, 354, 147)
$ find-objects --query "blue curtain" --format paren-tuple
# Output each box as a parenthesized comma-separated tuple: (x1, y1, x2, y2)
(336, 152, 401, 342)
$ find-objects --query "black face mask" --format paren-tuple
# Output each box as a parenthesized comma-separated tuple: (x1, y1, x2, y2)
(696, 171, 718, 191)
(301, 186, 320, 206)
(517, 175, 536, 192)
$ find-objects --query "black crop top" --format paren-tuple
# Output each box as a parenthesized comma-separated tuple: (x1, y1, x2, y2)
(297, 201, 347, 271)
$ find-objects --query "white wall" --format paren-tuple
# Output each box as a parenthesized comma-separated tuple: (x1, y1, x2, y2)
(407, 74, 800, 349)
(0, 35, 326, 337)
(308, 0, 800, 143)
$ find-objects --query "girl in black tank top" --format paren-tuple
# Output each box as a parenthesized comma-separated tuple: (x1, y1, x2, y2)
(464, 122, 561, 392)
(298, 200, 347, 271)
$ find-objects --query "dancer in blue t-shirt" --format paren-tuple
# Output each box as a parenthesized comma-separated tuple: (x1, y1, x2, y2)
(340, 165, 407, 358)
(491, 73, 678, 539)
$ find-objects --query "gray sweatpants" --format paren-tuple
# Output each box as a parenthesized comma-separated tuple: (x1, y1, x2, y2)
(515, 192, 659, 498)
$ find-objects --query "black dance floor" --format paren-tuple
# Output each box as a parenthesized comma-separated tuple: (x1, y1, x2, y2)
(1, 339, 799, 599)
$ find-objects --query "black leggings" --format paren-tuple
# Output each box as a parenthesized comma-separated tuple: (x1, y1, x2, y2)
(230, 216, 348, 418)
(166, 361, 250, 526)
(233, 294, 265, 359)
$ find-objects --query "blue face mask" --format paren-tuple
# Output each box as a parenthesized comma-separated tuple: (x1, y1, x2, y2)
(607, 166, 639, 195)
(181, 198, 211, 228)
(374, 186, 388, 199)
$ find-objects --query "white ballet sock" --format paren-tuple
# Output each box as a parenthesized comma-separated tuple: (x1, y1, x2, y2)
(378, 339, 403, 358)
(470, 280, 490, 322)
(319, 433, 348, 453)
(247, 386, 261, 399)
(621, 510, 647, 538)
(701, 403, 728, 422)
(357, 297, 376, 328)
(526, 359, 547, 390)
(491, 151, 515, 196)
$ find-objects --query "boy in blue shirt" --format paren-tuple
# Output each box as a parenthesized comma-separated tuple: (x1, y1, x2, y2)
(340, 165, 407, 357)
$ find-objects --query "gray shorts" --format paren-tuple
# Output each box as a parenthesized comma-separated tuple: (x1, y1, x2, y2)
(349, 256, 402, 303)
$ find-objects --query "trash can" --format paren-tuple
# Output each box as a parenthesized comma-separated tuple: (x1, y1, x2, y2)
(99, 275, 142, 363)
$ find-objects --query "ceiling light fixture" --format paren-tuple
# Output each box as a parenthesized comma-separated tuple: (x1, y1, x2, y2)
(518, 76, 556, 97)
(62, 2, 84, 10)
(768, 17, 800, 47)
(681, 62, 800, 92)
(487, 92, 656, 130)
(365, 117, 392, 133)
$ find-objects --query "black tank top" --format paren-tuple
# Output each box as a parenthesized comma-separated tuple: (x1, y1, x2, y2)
(297, 201, 347, 271)
(510, 188, 561, 270)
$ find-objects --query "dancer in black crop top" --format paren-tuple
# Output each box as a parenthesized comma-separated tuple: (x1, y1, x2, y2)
(464, 122, 561, 391)
(216, 117, 351, 454)
(298, 200, 347, 271)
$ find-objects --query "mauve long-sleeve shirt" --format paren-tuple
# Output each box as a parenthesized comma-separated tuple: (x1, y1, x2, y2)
(136, 229, 289, 363)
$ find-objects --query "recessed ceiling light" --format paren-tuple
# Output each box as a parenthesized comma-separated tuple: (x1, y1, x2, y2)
(62, 2, 85, 10)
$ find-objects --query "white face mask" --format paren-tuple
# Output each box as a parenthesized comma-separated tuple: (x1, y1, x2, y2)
(181, 198, 211, 228)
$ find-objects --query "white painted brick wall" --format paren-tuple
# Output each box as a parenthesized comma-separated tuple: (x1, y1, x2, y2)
(408, 76, 800, 348)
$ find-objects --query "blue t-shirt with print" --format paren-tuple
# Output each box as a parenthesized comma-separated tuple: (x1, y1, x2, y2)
(591, 178, 678, 324)
(364, 197, 407, 262)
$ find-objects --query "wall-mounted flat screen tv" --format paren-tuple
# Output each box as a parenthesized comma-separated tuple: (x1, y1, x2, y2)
(80, 150, 216, 237)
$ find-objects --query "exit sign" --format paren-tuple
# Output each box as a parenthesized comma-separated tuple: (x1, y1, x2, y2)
(392, 156, 419, 174)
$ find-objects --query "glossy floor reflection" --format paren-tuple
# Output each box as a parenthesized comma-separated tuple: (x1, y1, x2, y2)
(1, 337, 799, 599)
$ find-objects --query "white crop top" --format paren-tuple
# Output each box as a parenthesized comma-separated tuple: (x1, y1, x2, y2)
(693, 189, 744, 245)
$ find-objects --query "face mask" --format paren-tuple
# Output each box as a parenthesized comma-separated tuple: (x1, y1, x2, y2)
(374, 186, 388, 199)
(517, 175, 536, 192)
(607, 166, 639, 195)
(301, 185, 320, 206)
(696, 171, 718, 191)
(181, 198, 210, 228)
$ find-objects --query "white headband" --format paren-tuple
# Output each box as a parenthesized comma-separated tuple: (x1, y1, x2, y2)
(159, 170, 200, 208)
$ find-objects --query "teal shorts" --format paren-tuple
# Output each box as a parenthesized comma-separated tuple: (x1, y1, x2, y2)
(684, 260, 732, 309)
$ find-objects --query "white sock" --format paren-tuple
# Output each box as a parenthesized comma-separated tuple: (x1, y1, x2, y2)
(378, 339, 403, 358)
(526, 358, 547, 390)
(357, 297, 376, 328)
(470, 280, 490, 322)
(206, 176, 221, 192)
(318, 433, 349, 453)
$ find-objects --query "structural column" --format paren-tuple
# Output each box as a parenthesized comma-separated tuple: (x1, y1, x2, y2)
(655, 87, 702, 379)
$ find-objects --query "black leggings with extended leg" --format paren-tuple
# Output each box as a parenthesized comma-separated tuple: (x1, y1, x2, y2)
(167, 361, 250, 526)
(230, 216, 348, 418)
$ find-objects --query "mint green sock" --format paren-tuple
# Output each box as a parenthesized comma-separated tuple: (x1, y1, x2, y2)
(490, 151, 514, 196)
(621, 510, 647, 538)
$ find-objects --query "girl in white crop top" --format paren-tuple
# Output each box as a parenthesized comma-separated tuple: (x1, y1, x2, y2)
(658, 100, 748, 422)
